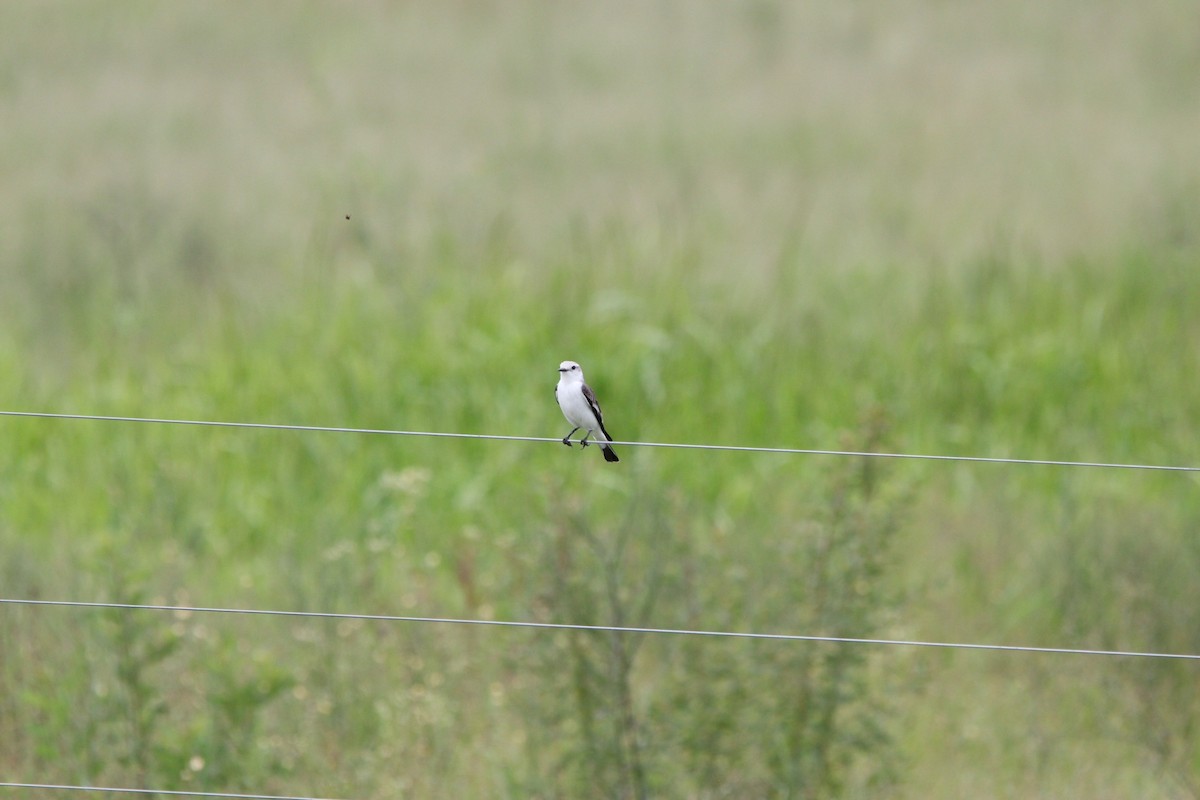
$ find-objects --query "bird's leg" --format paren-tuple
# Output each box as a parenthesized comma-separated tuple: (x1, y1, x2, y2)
(578, 431, 592, 448)
(562, 427, 580, 447)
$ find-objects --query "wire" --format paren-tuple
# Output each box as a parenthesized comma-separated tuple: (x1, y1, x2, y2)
(1, 410, 1196, 472)
(0, 782, 342, 800)
(3, 598, 1198, 661)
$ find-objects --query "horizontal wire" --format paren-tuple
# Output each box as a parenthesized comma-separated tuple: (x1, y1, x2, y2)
(1, 409, 1196, 472)
(3, 598, 1199, 661)
(0, 781, 341, 800)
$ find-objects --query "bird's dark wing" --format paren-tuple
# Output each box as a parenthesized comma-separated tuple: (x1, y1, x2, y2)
(583, 382, 617, 444)
(581, 382, 604, 423)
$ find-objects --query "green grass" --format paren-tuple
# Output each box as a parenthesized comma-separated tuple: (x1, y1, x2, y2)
(2, 2, 1200, 797)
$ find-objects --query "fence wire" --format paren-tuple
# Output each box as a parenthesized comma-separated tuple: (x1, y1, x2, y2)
(1, 410, 1196, 472)
(3, 598, 1198, 661)
(0, 781, 342, 800)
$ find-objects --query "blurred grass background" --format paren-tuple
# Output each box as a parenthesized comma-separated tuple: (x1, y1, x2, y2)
(2, 1, 1199, 797)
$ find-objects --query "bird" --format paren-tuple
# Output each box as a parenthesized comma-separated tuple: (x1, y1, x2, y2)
(555, 360, 619, 463)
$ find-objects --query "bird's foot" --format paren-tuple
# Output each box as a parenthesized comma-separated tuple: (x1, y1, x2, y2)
(578, 437, 591, 448)
(561, 437, 573, 447)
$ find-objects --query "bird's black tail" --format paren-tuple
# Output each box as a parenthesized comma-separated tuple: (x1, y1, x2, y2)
(597, 421, 620, 463)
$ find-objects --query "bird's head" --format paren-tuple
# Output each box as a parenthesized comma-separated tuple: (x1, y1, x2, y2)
(558, 360, 584, 381)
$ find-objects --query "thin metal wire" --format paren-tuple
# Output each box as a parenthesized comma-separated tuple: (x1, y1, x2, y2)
(1, 409, 1196, 472)
(0, 781, 341, 800)
(3, 598, 1198, 661)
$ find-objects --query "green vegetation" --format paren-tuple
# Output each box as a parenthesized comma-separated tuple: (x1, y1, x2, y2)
(2, 2, 1199, 797)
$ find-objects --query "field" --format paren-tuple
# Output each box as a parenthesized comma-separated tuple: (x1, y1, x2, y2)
(2, 2, 1200, 797)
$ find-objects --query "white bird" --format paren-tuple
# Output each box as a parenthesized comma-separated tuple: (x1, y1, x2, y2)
(555, 360, 619, 463)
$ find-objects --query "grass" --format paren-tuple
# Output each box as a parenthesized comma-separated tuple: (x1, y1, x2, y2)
(2, 1, 1200, 797)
